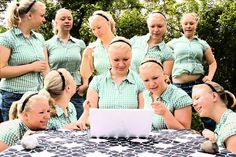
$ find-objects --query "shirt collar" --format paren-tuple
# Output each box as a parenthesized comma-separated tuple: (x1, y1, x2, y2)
(13, 27, 37, 38)
(144, 33, 161, 51)
(55, 103, 74, 117)
(182, 34, 199, 41)
(105, 69, 135, 84)
(56, 35, 76, 43)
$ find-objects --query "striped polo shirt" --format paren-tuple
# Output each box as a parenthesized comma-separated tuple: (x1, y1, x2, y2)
(168, 35, 210, 77)
(89, 70, 145, 109)
(130, 33, 174, 72)
(144, 84, 192, 130)
(214, 109, 236, 147)
(93, 39, 111, 75)
(0, 119, 29, 146)
(0, 27, 46, 93)
(46, 35, 85, 85)
(47, 102, 77, 129)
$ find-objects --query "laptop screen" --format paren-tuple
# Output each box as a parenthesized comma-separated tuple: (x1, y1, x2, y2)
(89, 108, 154, 137)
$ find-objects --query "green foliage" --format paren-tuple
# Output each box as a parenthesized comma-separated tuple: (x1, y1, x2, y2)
(0, 26, 6, 33)
(116, 9, 147, 38)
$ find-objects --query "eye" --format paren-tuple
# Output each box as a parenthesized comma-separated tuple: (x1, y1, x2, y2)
(114, 59, 119, 62)
(152, 77, 158, 80)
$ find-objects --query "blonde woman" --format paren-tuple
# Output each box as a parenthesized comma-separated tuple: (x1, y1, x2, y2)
(46, 8, 86, 119)
(42, 68, 80, 130)
(139, 59, 192, 130)
(0, 0, 49, 121)
(78, 37, 145, 130)
(131, 11, 174, 80)
(80, 10, 116, 88)
(192, 81, 236, 153)
(0, 92, 51, 152)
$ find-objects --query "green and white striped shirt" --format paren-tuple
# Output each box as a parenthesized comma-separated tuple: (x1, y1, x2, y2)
(0, 27, 46, 93)
(0, 119, 29, 146)
(46, 36, 85, 85)
(130, 34, 174, 72)
(144, 84, 192, 130)
(89, 70, 145, 109)
(47, 102, 77, 129)
(93, 39, 111, 75)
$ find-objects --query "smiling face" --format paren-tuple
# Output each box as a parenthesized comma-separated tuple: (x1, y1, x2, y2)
(147, 14, 167, 41)
(181, 14, 197, 39)
(55, 9, 73, 33)
(23, 95, 51, 130)
(192, 85, 214, 117)
(139, 62, 165, 95)
(108, 43, 131, 75)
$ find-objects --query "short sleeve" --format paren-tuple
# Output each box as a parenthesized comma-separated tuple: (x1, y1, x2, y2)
(171, 87, 192, 109)
(130, 36, 138, 46)
(88, 75, 100, 92)
(199, 39, 210, 50)
(0, 32, 13, 49)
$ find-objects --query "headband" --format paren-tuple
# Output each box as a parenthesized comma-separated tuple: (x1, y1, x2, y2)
(140, 59, 163, 70)
(25, 0, 36, 14)
(95, 13, 109, 21)
(205, 83, 217, 92)
(151, 11, 166, 19)
(57, 71, 66, 91)
(110, 39, 131, 47)
(21, 93, 38, 112)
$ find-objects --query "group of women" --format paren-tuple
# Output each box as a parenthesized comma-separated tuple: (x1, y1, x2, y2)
(0, 0, 235, 153)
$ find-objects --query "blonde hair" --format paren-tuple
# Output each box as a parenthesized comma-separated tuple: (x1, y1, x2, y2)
(6, 0, 45, 29)
(194, 81, 236, 111)
(88, 10, 116, 35)
(52, 8, 72, 35)
(9, 92, 55, 120)
(181, 12, 199, 24)
(42, 68, 69, 99)
(147, 10, 167, 25)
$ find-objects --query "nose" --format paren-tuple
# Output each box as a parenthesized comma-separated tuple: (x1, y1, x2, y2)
(44, 112, 50, 120)
(192, 100, 197, 107)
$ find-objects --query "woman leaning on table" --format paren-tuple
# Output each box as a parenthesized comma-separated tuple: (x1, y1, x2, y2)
(192, 81, 236, 153)
(130, 11, 174, 80)
(46, 8, 86, 119)
(0, 0, 49, 121)
(167, 12, 217, 131)
(80, 10, 116, 87)
(139, 58, 192, 130)
(0, 92, 51, 152)
(78, 37, 145, 130)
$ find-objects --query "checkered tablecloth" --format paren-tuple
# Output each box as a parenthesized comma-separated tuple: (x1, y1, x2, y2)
(0, 129, 235, 157)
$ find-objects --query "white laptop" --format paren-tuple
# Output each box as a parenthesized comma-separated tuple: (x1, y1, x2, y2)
(89, 108, 154, 137)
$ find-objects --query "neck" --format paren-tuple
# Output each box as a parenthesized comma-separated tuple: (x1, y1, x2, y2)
(110, 69, 128, 84)
(57, 32, 70, 42)
(211, 104, 228, 124)
(54, 96, 70, 111)
(17, 23, 32, 38)
(148, 37, 162, 48)
(100, 32, 115, 48)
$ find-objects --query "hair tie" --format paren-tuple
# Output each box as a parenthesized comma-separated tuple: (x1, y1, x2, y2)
(16, 2, 20, 7)
(150, 11, 166, 19)
(205, 83, 217, 92)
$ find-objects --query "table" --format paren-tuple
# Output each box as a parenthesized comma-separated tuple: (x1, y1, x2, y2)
(0, 129, 235, 157)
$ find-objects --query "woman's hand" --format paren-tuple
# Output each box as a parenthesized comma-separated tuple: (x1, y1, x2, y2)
(202, 129, 217, 143)
(151, 101, 168, 116)
(77, 84, 88, 96)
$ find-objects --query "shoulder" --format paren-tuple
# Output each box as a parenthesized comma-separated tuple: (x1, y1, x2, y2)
(167, 84, 192, 106)
(71, 37, 86, 47)
(33, 31, 45, 42)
